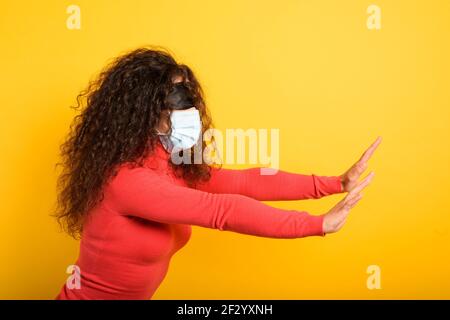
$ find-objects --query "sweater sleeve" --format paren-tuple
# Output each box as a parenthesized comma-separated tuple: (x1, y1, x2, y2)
(106, 166, 326, 239)
(195, 167, 343, 201)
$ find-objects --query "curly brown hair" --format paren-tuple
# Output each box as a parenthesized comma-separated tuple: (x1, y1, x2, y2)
(54, 46, 216, 239)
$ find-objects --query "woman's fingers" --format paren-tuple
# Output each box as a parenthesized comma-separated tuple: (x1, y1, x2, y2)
(346, 193, 363, 208)
(359, 136, 382, 164)
(330, 169, 374, 217)
(324, 194, 363, 234)
(333, 194, 363, 232)
(332, 190, 361, 212)
(334, 218, 348, 231)
(334, 172, 372, 210)
(349, 137, 381, 179)
(340, 136, 381, 193)
(339, 193, 362, 215)
(348, 171, 374, 197)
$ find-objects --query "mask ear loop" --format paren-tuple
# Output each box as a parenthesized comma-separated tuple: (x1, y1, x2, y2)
(155, 130, 165, 136)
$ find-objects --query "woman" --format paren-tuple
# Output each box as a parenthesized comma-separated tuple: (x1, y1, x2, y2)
(54, 46, 381, 300)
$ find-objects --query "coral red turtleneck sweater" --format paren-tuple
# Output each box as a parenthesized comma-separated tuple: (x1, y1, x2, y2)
(55, 140, 342, 300)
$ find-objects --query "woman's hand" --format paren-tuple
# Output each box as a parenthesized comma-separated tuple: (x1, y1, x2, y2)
(339, 136, 382, 192)
(322, 171, 374, 234)
(322, 136, 382, 234)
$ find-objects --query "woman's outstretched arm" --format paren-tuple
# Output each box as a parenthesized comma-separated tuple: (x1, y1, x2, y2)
(196, 136, 383, 201)
(106, 166, 327, 239)
(195, 167, 343, 201)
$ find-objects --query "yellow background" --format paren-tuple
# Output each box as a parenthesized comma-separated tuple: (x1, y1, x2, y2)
(1, 0, 449, 299)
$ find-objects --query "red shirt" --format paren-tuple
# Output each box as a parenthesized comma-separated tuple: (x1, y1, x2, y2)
(55, 140, 342, 299)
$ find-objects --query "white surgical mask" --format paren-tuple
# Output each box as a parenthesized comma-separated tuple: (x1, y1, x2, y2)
(156, 108, 202, 153)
